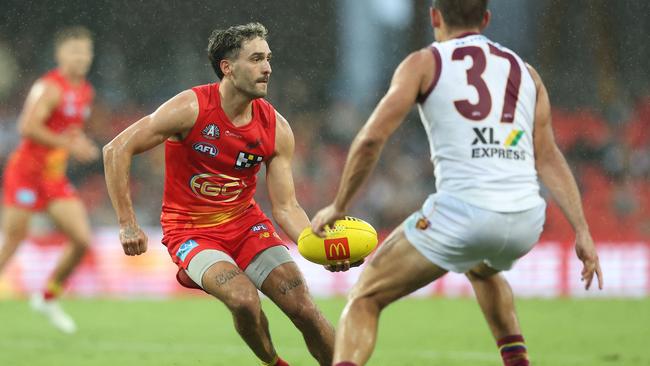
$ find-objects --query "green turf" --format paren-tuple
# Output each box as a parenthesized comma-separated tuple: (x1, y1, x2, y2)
(0, 297, 648, 365)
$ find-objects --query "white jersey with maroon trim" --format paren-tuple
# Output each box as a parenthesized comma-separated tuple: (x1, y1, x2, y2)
(417, 33, 543, 212)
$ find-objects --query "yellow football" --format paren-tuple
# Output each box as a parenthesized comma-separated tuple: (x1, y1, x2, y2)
(298, 216, 378, 265)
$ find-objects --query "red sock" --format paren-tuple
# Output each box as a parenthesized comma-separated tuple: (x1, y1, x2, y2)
(497, 335, 529, 366)
(334, 363, 357, 366)
(43, 280, 64, 301)
(274, 358, 289, 366)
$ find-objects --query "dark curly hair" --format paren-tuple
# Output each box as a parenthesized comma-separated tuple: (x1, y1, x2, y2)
(207, 22, 268, 79)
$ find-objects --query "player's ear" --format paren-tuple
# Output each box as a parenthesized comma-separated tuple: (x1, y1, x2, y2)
(220, 59, 232, 78)
(480, 10, 491, 31)
(430, 7, 442, 29)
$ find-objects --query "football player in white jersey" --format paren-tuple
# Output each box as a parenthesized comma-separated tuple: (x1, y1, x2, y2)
(312, 1, 603, 365)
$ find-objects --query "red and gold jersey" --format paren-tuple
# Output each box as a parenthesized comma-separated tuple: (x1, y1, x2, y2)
(161, 83, 277, 233)
(9, 69, 94, 179)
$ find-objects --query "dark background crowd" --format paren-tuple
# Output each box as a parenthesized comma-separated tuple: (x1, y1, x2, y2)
(0, 0, 648, 242)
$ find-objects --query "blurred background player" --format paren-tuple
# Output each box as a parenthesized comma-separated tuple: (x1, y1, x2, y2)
(103, 23, 337, 366)
(0, 26, 99, 334)
(312, 1, 603, 365)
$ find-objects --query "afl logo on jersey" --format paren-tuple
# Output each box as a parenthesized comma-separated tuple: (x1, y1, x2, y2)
(201, 124, 220, 139)
(193, 142, 218, 157)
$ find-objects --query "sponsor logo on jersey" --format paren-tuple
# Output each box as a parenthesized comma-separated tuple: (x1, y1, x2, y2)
(235, 151, 263, 169)
(189, 173, 246, 202)
(192, 142, 219, 157)
(251, 223, 268, 232)
(201, 124, 220, 139)
(504, 130, 524, 147)
(324, 238, 351, 260)
(470, 127, 526, 161)
(224, 130, 242, 139)
(176, 239, 199, 261)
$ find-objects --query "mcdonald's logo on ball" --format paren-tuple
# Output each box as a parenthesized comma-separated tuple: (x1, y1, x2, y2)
(324, 238, 351, 260)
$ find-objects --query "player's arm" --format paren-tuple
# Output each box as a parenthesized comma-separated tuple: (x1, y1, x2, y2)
(19, 80, 99, 162)
(18, 80, 68, 147)
(103, 90, 198, 256)
(265, 112, 310, 244)
(529, 65, 603, 290)
(311, 49, 434, 235)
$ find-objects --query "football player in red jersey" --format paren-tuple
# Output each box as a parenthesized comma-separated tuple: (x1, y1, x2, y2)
(0, 26, 99, 334)
(104, 23, 336, 366)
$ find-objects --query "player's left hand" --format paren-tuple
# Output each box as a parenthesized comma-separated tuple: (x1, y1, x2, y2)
(324, 259, 364, 272)
(311, 204, 345, 238)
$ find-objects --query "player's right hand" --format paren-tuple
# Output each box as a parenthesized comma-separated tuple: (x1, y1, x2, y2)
(119, 223, 148, 256)
(68, 133, 100, 163)
(574, 230, 603, 290)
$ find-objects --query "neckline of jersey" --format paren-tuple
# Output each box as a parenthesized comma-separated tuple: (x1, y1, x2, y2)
(453, 31, 481, 39)
(54, 68, 87, 90)
(216, 84, 257, 131)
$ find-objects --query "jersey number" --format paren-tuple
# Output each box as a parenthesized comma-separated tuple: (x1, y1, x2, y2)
(451, 45, 521, 123)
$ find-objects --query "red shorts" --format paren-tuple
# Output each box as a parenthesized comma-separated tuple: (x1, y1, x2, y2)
(2, 162, 77, 211)
(162, 204, 285, 274)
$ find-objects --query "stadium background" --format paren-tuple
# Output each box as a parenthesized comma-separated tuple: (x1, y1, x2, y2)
(0, 1, 649, 365)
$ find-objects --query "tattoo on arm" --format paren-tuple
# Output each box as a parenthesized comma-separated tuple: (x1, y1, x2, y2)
(278, 277, 303, 295)
(213, 269, 243, 287)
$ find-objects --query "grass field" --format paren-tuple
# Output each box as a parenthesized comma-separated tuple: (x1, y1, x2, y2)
(0, 297, 648, 366)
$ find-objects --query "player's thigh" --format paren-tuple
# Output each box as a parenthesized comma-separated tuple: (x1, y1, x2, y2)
(1, 206, 32, 242)
(466, 262, 501, 280)
(47, 198, 92, 245)
(259, 259, 313, 317)
(351, 225, 447, 306)
(201, 260, 261, 310)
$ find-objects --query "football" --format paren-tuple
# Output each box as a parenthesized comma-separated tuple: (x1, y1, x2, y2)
(298, 216, 378, 265)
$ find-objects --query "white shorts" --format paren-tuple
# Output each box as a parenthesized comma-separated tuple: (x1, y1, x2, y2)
(403, 192, 546, 273)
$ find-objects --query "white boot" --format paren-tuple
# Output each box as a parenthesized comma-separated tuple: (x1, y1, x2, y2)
(30, 293, 77, 334)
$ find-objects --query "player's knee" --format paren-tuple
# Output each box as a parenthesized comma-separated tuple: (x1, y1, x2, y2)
(227, 290, 262, 319)
(284, 296, 319, 324)
(3, 224, 28, 243)
(348, 291, 387, 312)
(70, 236, 91, 252)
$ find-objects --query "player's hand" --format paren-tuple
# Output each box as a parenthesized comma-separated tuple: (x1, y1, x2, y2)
(311, 204, 346, 238)
(119, 223, 148, 256)
(69, 133, 100, 163)
(324, 259, 364, 272)
(574, 230, 603, 290)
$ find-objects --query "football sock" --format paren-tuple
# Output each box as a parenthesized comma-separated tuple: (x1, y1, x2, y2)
(333, 362, 358, 366)
(274, 358, 289, 366)
(497, 334, 529, 366)
(43, 280, 64, 301)
(260, 356, 289, 366)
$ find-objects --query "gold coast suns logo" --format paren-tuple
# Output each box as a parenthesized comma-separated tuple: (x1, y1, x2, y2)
(189, 173, 246, 202)
(324, 238, 351, 260)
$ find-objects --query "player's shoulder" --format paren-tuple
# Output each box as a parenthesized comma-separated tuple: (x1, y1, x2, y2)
(30, 74, 63, 103)
(402, 47, 436, 70)
(253, 97, 277, 127)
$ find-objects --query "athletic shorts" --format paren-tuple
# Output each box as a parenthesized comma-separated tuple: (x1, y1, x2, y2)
(162, 205, 289, 288)
(2, 162, 77, 211)
(403, 192, 546, 273)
